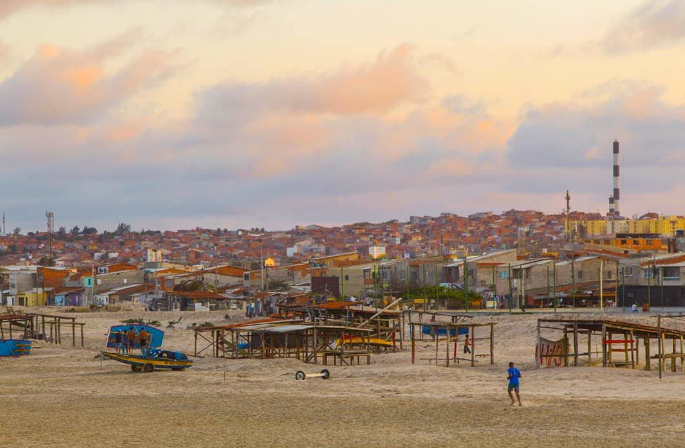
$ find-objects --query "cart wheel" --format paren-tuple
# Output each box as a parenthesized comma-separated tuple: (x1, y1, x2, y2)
(131, 365, 142, 372)
(320, 369, 330, 380)
(143, 363, 154, 373)
(295, 371, 306, 380)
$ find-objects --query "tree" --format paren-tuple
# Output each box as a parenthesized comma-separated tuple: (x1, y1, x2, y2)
(115, 222, 131, 235)
(82, 226, 97, 235)
(12, 227, 21, 236)
(70, 226, 80, 236)
(57, 226, 66, 237)
(38, 256, 55, 267)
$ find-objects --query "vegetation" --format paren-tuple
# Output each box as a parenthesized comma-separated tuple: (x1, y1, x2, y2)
(174, 279, 205, 291)
(121, 318, 161, 327)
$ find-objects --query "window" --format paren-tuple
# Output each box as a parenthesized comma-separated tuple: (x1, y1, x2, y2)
(642, 268, 654, 279)
(663, 267, 680, 281)
(525, 270, 530, 279)
(646, 239, 652, 245)
(622, 266, 633, 277)
(499, 271, 509, 279)
(96, 279, 102, 285)
(578, 270, 583, 279)
(621, 239, 627, 245)
(606, 270, 612, 279)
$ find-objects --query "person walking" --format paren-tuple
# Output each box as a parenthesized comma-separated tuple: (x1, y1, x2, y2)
(463, 334, 472, 354)
(507, 362, 522, 406)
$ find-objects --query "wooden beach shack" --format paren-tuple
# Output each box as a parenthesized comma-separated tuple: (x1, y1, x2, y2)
(194, 319, 375, 365)
(409, 319, 496, 368)
(536, 317, 685, 378)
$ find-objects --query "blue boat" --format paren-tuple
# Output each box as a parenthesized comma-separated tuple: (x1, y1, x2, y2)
(106, 324, 164, 350)
(0, 339, 31, 357)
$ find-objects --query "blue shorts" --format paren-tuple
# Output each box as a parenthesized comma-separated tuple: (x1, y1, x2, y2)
(508, 384, 519, 392)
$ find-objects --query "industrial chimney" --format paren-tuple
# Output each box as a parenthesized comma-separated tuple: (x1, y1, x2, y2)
(613, 140, 620, 217)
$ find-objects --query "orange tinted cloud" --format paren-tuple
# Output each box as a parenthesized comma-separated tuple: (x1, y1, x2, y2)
(0, 0, 274, 19)
(0, 36, 172, 126)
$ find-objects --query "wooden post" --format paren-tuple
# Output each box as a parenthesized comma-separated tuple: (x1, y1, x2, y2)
(573, 323, 579, 367)
(645, 336, 651, 371)
(624, 331, 629, 367)
(630, 331, 635, 369)
(313, 326, 318, 365)
(672, 338, 677, 373)
(563, 327, 569, 367)
(536, 320, 541, 369)
(587, 330, 592, 366)
(680, 336, 684, 373)
(658, 315, 663, 379)
(411, 323, 415, 364)
(490, 324, 494, 365)
(435, 325, 439, 363)
(470, 325, 475, 367)
(445, 326, 450, 367)
(72, 323, 76, 347)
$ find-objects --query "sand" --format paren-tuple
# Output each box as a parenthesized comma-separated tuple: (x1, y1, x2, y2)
(1, 309, 685, 447)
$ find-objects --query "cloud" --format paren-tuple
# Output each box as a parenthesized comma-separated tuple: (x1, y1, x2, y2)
(0, 0, 274, 19)
(505, 80, 685, 215)
(0, 34, 173, 126)
(194, 44, 426, 129)
(507, 81, 685, 170)
(599, 0, 685, 54)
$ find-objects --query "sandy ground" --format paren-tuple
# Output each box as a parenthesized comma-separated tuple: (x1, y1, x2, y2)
(2, 308, 685, 447)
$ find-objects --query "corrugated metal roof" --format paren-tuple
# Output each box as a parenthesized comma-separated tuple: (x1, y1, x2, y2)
(262, 324, 312, 333)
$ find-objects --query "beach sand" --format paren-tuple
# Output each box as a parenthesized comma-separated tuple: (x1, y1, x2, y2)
(1, 309, 685, 447)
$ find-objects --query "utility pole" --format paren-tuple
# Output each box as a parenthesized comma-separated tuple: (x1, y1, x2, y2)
(1, 212, 5, 236)
(546, 264, 550, 308)
(508, 263, 513, 313)
(259, 239, 264, 291)
(571, 254, 576, 309)
(660, 266, 664, 310)
(647, 258, 652, 310)
(553, 261, 557, 312)
(340, 266, 344, 299)
(435, 263, 439, 311)
(463, 256, 469, 311)
(599, 259, 604, 311)
(46, 211, 55, 263)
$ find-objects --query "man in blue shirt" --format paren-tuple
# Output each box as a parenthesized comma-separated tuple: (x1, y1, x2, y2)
(507, 362, 522, 406)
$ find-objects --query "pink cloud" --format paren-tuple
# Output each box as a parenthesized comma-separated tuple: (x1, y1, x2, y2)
(196, 43, 426, 125)
(0, 35, 173, 126)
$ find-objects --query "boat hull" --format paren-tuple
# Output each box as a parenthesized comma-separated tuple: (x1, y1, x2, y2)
(102, 351, 193, 371)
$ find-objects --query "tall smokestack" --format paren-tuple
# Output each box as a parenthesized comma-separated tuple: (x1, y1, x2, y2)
(613, 140, 620, 217)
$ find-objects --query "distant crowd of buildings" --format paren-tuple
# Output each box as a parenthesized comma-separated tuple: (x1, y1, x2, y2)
(2, 208, 685, 309)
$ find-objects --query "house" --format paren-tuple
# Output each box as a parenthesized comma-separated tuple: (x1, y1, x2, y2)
(51, 287, 85, 307)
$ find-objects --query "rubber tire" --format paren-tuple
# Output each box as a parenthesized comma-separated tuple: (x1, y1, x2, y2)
(320, 369, 330, 380)
(295, 371, 306, 380)
(131, 365, 142, 372)
(143, 363, 154, 373)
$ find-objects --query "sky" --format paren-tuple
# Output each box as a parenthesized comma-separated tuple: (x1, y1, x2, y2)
(2, 0, 685, 232)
